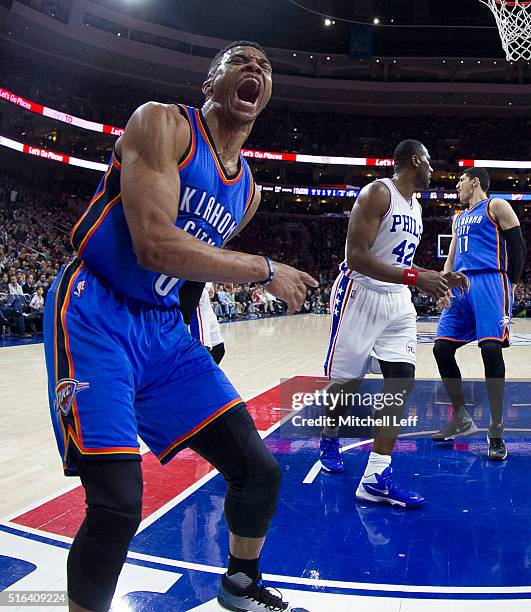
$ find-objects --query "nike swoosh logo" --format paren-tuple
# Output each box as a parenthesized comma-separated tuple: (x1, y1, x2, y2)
(364, 484, 390, 496)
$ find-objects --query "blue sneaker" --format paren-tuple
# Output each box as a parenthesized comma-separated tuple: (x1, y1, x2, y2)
(218, 572, 309, 611)
(355, 466, 424, 509)
(319, 436, 344, 473)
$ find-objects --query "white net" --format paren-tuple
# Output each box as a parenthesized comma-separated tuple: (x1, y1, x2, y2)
(480, 0, 531, 61)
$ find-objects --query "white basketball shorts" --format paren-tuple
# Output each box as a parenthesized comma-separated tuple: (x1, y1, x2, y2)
(192, 299, 223, 349)
(324, 273, 417, 380)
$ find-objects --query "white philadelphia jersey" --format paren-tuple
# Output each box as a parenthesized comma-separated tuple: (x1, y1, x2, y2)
(342, 178, 423, 293)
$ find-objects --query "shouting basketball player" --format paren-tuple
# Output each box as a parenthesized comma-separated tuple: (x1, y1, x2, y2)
(319, 140, 468, 508)
(432, 167, 526, 461)
(44, 41, 316, 612)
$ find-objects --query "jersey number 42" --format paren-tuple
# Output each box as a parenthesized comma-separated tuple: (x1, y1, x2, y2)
(392, 240, 416, 266)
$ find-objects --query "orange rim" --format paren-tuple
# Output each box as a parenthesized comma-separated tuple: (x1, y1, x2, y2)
(494, 1, 531, 5)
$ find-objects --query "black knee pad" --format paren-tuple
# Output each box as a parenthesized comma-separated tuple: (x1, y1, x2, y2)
(85, 503, 142, 544)
(68, 461, 142, 611)
(379, 360, 415, 392)
(225, 453, 281, 539)
(433, 339, 458, 365)
(379, 360, 415, 379)
(433, 339, 465, 381)
(69, 505, 142, 611)
(190, 406, 282, 539)
(480, 341, 505, 379)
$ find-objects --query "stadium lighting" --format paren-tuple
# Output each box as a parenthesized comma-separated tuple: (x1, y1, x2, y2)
(324, 18, 332, 26)
(373, 17, 380, 24)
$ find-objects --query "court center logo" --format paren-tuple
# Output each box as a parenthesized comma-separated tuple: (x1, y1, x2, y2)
(54, 378, 90, 415)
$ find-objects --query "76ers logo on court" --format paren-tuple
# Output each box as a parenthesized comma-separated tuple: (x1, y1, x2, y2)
(54, 378, 90, 415)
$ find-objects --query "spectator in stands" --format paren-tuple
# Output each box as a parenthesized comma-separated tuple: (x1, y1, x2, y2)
(0, 273, 9, 294)
(252, 287, 266, 316)
(216, 286, 236, 319)
(235, 284, 253, 316)
(36, 273, 50, 293)
(263, 289, 279, 314)
(23, 273, 36, 295)
(8, 275, 24, 296)
(29, 286, 45, 313)
(17, 271, 26, 287)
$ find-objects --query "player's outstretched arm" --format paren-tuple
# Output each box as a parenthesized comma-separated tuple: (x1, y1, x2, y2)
(119, 102, 317, 311)
(345, 182, 448, 298)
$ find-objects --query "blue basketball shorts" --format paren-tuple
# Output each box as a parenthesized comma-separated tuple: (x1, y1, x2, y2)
(43, 259, 242, 476)
(436, 271, 512, 347)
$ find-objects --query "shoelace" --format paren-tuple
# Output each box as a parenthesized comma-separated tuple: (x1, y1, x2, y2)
(252, 583, 287, 611)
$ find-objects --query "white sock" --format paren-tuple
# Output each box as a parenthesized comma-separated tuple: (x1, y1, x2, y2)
(362, 452, 391, 480)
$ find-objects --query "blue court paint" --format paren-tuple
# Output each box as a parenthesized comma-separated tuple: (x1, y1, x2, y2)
(1, 381, 530, 610)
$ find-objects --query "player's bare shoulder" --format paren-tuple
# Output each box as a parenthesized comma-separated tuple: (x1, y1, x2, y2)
(488, 196, 520, 229)
(115, 101, 190, 162)
(355, 179, 390, 218)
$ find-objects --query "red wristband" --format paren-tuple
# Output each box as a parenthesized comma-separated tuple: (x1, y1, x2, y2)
(402, 268, 419, 286)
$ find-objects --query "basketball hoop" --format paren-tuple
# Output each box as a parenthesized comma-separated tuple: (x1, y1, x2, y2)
(479, 0, 531, 61)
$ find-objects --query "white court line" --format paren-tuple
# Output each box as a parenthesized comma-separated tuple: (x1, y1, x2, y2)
(3, 379, 530, 598)
(512, 403, 531, 407)
(0, 481, 81, 523)
(3, 420, 531, 597)
(0, 522, 73, 544)
(434, 402, 474, 406)
(124, 550, 531, 594)
(303, 428, 531, 485)
(0, 449, 150, 524)
(2, 524, 529, 595)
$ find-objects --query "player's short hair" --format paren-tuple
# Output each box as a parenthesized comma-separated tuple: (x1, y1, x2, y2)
(393, 140, 426, 169)
(208, 40, 267, 78)
(464, 167, 490, 192)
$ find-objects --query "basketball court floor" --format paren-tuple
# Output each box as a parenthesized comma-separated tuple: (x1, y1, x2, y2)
(0, 314, 530, 611)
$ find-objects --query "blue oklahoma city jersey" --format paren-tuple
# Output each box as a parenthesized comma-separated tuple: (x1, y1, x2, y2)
(454, 198, 507, 274)
(437, 197, 512, 346)
(70, 104, 255, 306)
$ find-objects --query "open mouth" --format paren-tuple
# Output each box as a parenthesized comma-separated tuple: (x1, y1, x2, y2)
(236, 77, 261, 106)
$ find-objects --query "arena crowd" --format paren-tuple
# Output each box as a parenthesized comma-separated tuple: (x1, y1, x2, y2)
(1, 173, 529, 338)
